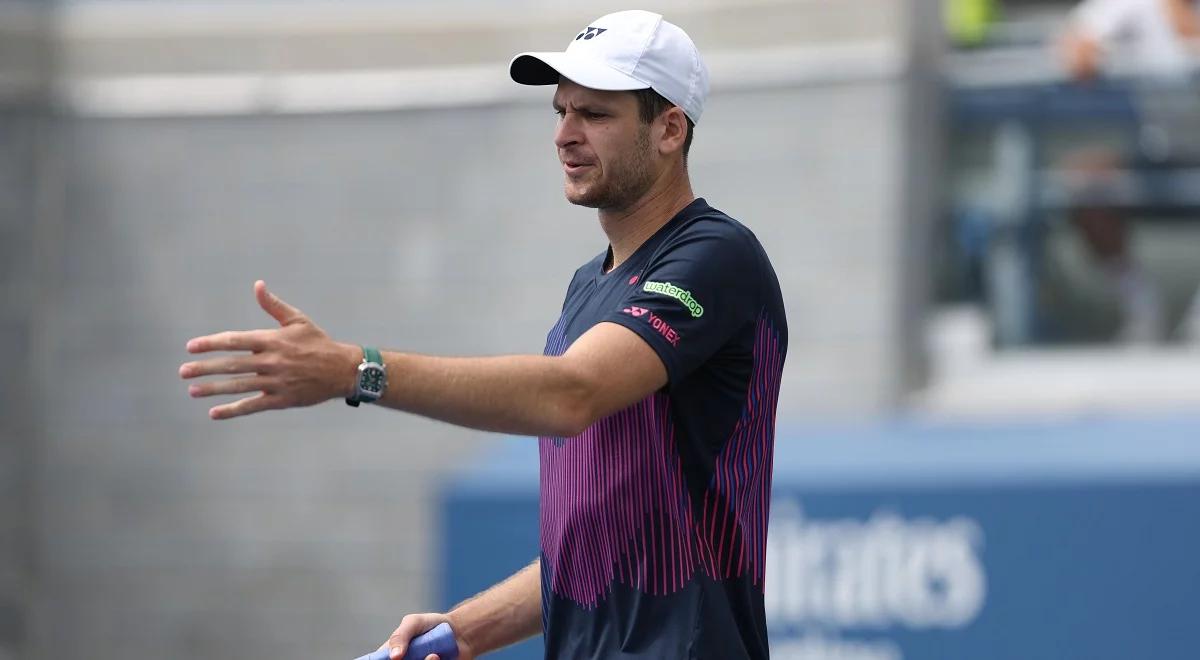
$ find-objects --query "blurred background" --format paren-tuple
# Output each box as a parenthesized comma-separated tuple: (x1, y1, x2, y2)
(1, 0, 1198, 659)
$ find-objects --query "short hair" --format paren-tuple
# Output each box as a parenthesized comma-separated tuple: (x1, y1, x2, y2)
(631, 88, 695, 162)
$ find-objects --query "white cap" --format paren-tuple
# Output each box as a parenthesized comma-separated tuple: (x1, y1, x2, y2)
(509, 10, 710, 124)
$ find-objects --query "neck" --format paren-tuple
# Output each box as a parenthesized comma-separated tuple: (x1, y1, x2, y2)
(599, 166, 695, 272)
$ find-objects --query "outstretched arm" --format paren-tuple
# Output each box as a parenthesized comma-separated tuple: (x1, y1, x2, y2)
(180, 281, 666, 435)
(368, 319, 662, 436)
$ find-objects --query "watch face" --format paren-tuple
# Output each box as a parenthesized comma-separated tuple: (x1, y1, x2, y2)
(359, 365, 386, 394)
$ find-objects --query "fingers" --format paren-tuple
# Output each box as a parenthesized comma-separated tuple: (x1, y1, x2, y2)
(185, 280, 307, 352)
(387, 614, 446, 660)
(187, 376, 271, 398)
(186, 329, 272, 354)
(179, 355, 271, 379)
(207, 392, 283, 420)
(255, 280, 305, 327)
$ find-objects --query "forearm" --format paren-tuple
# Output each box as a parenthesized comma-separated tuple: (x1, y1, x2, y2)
(1166, 0, 1200, 39)
(1059, 28, 1104, 81)
(446, 559, 542, 655)
(373, 351, 595, 437)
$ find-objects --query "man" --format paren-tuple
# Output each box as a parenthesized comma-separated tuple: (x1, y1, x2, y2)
(1057, 0, 1200, 342)
(1061, 0, 1198, 81)
(179, 10, 787, 659)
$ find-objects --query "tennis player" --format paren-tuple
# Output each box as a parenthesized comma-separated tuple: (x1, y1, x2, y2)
(180, 10, 787, 660)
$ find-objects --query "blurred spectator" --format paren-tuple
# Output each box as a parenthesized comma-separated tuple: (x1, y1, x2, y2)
(1062, 0, 1198, 80)
(1057, 0, 1200, 344)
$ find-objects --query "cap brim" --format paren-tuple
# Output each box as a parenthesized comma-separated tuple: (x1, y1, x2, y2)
(509, 51, 650, 91)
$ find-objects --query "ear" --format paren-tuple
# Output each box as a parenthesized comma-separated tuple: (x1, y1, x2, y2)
(656, 106, 689, 158)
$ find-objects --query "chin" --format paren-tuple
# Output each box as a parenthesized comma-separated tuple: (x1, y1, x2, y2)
(564, 183, 604, 209)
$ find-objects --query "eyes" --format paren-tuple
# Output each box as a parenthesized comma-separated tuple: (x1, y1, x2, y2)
(554, 108, 609, 121)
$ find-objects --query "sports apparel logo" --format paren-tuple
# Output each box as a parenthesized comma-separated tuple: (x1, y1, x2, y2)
(622, 306, 680, 347)
(575, 26, 608, 40)
(642, 281, 704, 318)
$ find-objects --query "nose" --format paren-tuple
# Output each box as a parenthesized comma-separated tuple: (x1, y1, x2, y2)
(554, 112, 583, 151)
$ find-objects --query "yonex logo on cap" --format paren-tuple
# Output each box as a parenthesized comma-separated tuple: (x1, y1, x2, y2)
(575, 27, 608, 41)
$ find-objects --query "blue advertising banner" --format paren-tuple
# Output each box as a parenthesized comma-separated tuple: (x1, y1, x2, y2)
(440, 415, 1200, 660)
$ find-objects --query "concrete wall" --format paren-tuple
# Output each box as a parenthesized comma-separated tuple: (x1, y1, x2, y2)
(5, 2, 926, 658)
(0, 107, 38, 660)
(1, 4, 51, 658)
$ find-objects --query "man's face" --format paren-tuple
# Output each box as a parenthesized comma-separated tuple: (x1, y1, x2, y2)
(552, 79, 657, 211)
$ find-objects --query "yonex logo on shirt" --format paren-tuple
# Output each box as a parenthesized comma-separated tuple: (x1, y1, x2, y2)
(642, 280, 704, 318)
(622, 306, 681, 346)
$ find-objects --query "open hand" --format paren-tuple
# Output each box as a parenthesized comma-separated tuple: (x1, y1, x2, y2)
(179, 280, 359, 419)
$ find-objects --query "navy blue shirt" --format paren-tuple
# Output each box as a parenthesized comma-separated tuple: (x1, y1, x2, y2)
(539, 198, 788, 659)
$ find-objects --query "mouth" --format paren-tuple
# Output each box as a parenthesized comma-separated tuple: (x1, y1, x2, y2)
(561, 158, 595, 177)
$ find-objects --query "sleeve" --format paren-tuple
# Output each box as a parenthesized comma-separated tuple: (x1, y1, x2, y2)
(1072, 0, 1138, 41)
(602, 222, 763, 384)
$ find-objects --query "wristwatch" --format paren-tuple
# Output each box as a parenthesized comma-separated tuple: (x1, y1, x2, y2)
(346, 346, 387, 407)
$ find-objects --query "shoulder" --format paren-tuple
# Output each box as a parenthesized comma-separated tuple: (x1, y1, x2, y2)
(1072, 0, 1142, 33)
(658, 202, 770, 272)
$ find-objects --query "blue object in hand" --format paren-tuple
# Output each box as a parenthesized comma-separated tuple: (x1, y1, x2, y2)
(353, 622, 459, 660)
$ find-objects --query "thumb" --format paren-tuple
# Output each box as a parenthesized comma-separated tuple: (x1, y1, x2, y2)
(254, 280, 304, 326)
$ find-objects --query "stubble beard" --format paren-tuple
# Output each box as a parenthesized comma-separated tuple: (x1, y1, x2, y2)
(564, 126, 655, 212)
